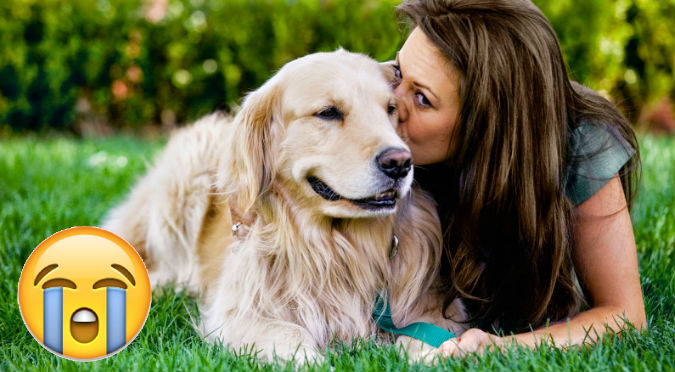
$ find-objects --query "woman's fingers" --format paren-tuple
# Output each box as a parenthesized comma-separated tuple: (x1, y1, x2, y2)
(437, 338, 464, 357)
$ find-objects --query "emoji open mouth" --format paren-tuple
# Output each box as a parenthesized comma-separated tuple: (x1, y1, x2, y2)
(70, 308, 98, 343)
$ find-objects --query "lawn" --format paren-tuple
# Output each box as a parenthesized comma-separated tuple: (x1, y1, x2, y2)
(0, 134, 673, 371)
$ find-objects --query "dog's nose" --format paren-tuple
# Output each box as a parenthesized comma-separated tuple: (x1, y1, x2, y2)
(376, 147, 412, 180)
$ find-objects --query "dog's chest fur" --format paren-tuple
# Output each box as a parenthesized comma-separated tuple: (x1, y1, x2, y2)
(201, 189, 396, 347)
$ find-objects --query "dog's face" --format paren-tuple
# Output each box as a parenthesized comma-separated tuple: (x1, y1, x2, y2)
(229, 50, 411, 219)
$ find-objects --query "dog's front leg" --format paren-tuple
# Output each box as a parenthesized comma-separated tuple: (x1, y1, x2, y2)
(207, 316, 323, 364)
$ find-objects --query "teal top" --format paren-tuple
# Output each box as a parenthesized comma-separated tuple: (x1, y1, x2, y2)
(564, 122, 636, 205)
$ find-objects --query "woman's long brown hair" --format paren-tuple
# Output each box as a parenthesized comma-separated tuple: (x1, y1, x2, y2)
(397, 0, 640, 332)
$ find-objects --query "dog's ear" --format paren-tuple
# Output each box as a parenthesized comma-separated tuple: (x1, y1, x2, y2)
(227, 78, 280, 213)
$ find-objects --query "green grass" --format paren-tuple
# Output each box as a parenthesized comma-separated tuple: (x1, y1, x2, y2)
(1, 134, 673, 371)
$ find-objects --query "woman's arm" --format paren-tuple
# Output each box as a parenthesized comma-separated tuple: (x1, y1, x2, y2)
(438, 175, 646, 356)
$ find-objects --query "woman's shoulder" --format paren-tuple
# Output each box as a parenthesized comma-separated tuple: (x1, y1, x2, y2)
(564, 120, 636, 206)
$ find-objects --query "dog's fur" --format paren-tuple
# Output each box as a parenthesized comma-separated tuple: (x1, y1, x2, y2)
(103, 50, 466, 361)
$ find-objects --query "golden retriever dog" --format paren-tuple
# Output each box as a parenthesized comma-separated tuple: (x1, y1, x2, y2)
(102, 49, 465, 361)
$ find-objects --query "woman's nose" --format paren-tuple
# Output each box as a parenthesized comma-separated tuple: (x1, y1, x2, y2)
(393, 85, 408, 123)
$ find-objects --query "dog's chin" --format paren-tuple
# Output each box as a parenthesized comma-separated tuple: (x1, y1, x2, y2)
(307, 176, 402, 218)
(321, 202, 399, 219)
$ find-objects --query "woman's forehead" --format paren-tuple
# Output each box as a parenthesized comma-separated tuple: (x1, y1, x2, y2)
(398, 28, 460, 100)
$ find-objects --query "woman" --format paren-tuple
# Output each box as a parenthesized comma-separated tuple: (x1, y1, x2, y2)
(391, 0, 647, 355)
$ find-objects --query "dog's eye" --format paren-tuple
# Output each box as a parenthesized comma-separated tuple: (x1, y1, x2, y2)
(387, 103, 397, 115)
(315, 106, 343, 121)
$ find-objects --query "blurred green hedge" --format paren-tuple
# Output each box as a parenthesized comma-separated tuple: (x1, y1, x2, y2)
(0, 0, 673, 132)
(534, 0, 675, 123)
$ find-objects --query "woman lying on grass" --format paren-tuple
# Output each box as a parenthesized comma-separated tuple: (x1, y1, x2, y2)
(391, 0, 646, 355)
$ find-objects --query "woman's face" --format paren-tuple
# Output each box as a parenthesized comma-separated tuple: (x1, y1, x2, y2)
(394, 27, 462, 165)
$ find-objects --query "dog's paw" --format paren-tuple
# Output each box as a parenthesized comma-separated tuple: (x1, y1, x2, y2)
(397, 335, 440, 364)
(294, 347, 324, 365)
(271, 343, 323, 366)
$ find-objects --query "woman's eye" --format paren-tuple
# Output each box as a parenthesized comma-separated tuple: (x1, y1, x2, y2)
(393, 64, 402, 79)
(415, 92, 432, 108)
(388, 64, 402, 89)
(315, 106, 344, 121)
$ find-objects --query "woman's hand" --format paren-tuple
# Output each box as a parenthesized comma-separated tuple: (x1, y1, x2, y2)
(438, 328, 502, 357)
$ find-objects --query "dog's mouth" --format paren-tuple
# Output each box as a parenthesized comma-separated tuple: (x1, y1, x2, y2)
(307, 176, 398, 210)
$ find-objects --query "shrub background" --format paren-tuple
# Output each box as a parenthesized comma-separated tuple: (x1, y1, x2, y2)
(0, 0, 673, 132)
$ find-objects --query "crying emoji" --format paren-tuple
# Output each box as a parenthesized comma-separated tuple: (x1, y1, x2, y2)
(18, 226, 151, 361)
